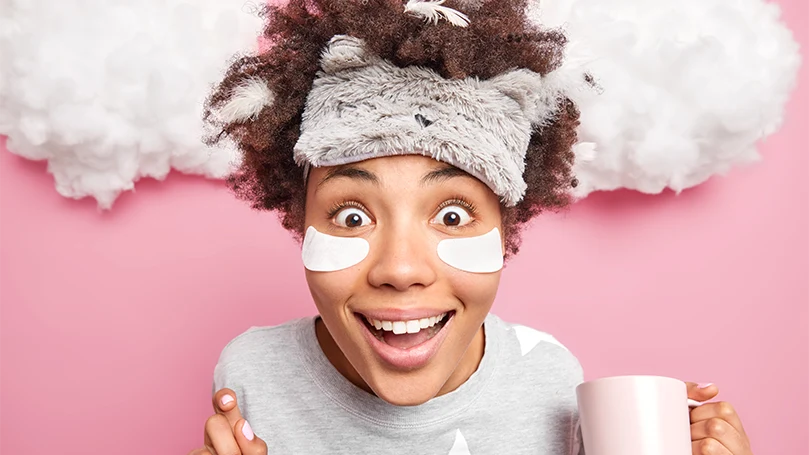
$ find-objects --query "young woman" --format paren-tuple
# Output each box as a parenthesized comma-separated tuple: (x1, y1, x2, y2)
(190, 1, 754, 454)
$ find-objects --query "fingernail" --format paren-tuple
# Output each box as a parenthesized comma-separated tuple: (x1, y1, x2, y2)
(242, 420, 254, 441)
(221, 395, 234, 406)
(698, 383, 714, 389)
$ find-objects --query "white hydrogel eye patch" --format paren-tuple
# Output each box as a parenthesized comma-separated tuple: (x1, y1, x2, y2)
(301, 226, 370, 272)
(437, 228, 504, 273)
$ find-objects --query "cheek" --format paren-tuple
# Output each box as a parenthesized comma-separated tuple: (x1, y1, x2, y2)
(306, 271, 355, 310)
(302, 227, 370, 314)
(447, 270, 501, 310)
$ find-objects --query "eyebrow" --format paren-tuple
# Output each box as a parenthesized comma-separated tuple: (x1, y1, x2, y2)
(316, 166, 380, 191)
(420, 166, 471, 186)
(315, 163, 471, 192)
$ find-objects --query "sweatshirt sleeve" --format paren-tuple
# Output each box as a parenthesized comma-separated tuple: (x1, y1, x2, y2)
(210, 340, 248, 413)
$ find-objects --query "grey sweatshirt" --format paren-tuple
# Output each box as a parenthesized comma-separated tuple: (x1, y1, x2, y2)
(213, 313, 585, 454)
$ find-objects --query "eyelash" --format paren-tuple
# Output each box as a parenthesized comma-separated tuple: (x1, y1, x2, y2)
(437, 197, 478, 216)
(327, 200, 371, 220)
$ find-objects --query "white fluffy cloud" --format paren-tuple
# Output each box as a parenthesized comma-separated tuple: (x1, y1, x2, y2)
(0, 0, 263, 208)
(0, 0, 801, 208)
(538, 0, 802, 198)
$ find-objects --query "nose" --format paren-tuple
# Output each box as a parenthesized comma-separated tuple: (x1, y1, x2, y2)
(366, 225, 438, 292)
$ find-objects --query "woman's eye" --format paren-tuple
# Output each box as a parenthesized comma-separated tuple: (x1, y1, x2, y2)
(333, 207, 372, 228)
(433, 205, 472, 227)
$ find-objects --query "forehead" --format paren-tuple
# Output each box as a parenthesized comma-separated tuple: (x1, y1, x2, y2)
(310, 155, 471, 187)
(307, 155, 497, 202)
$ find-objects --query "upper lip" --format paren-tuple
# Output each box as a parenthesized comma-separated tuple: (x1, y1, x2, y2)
(355, 309, 454, 321)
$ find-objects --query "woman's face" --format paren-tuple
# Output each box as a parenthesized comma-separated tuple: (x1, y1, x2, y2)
(303, 154, 504, 406)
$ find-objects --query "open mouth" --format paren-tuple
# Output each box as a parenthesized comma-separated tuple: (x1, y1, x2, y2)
(358, 311, 455, 350)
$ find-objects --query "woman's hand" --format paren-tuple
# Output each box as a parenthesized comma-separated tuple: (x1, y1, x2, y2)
(686, 382, 753, 455)
(187, 388, 268, 455)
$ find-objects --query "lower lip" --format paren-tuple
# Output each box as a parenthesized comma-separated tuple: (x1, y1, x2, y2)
(357, 313, 454, 370)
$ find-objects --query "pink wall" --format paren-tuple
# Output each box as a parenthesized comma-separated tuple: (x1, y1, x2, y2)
(1, 3, 807, 454)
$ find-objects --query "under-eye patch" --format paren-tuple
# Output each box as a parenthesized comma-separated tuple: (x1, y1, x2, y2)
(302, 226, 370, 272)
(437, 228, 504, 273)
(302, 225, 503, 274)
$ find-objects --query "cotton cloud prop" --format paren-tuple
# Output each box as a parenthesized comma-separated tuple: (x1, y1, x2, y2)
(0, 0, 801, 208)
(0, 0, 263, 208)
(535, 0, 802, 197)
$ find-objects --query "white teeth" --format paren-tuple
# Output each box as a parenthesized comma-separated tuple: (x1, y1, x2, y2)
(392, 321, 407, 334)
(366, 312, 450, 334)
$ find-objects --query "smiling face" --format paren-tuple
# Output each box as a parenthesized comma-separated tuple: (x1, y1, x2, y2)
(303, 154, 505, 406)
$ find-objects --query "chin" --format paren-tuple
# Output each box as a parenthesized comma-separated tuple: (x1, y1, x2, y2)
(367, 373, 446, 406)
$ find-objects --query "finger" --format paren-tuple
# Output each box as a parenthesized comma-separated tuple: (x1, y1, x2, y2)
(188, 449, 213, 455)
(692, 438, 733, 455)
(690, 418, 750, 454)
(690, 401, 747, 437)
(213, 388, 244, 431)
(685, 382, 719, 403)
(232, 418, 269, 455)
(205, 413, 240, 455)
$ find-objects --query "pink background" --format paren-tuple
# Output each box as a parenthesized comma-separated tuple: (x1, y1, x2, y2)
(1, 2, 807, 453)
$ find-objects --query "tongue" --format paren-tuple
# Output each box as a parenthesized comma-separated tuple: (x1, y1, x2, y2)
(382, 330, 433, 349)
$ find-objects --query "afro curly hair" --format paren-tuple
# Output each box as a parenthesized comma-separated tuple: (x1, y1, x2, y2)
(204, 0, 580, 257)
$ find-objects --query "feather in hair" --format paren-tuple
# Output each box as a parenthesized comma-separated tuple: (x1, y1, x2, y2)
(404, 0, 470, 27)
(216, 77, 274, 123)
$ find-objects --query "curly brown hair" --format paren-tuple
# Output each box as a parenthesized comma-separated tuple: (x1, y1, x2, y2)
(204, 0, 580, 257)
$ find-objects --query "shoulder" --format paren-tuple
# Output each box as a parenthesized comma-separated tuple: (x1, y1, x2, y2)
(487, 313, 583, 382)
(222, 317, 312, 355)
(216, 317, 310, 365)
(484, 314, 583, 453)
(212, 318, 314, 422)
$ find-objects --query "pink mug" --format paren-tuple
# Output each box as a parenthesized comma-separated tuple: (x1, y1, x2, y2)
(576, 375, 699, 455)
